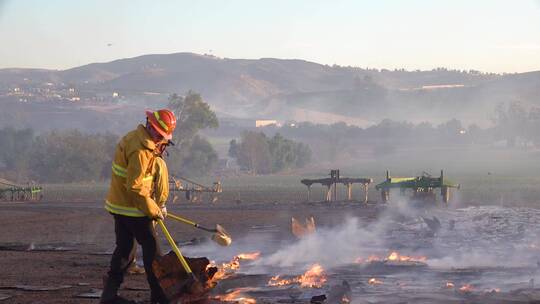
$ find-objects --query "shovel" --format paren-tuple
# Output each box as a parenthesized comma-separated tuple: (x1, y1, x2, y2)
(167, 212, 232, 247)
(155, 219, 205, 298)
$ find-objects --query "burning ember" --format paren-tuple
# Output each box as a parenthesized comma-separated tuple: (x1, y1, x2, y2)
(268, 263, 327, 288)
(215, 288, 256, 304)
(368, 278, 383, 285)
(209, 252, 261, 280)
(298, 264, 327, 288)
(386, 251, 427, 262)
(354, 257, 364, 264)
(354, 255, 382, 264)
(355, 251, 427, 264)
(367, 255, 381, 262)
(236, 252, 261, 260)
(459, 284, 474, 293)
(291, 217, 316, 238)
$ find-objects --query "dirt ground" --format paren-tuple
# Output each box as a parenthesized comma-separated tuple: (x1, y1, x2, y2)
(0, 200, 379, 303)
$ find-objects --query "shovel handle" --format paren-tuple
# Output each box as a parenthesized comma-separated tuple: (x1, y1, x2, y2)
(168, 213, 216, 233)
(156, 219, 193, 274)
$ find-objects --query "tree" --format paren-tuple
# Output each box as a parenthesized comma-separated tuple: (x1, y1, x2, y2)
(180, 136, 218, 177)
(228, 139, 239, 158)
(493, 101, 527, 147)
(167, 91, 218, 148)
(230, 131, 312, 174)
(165, 91, 219, 176)
(237, 131, 272, 174)
(293, 142, 312, 168)
(268, 133, 295, 172)
(0, 127, 34, 181)
(30, 130, 117, 182)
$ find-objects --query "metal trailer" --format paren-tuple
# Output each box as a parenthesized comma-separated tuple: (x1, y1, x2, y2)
(169, 176, 222, 203)
(375, 170, 459, 204)
(0, 180, 42, 202)
(301, 169, 373, 203)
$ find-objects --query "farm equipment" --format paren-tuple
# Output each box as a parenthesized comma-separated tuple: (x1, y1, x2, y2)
(375, 170, 459, 204)
(170, 176, 222, 203)
(0, 179, 42, 202)
(301, 169, 373, 202)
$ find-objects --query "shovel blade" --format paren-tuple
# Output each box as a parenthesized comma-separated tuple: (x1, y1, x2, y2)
(212, 224, 232, 247)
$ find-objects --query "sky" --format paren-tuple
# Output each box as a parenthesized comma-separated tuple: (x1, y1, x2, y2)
(0, 0, 539, 73)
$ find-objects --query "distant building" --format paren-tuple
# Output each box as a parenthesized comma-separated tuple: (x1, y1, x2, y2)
(421, 84, 465, 90)
(256, 119, 279, 128)
(112, 92, 119, 97)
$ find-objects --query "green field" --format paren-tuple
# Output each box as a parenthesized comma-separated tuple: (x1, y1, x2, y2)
(35, 146, 540, 207)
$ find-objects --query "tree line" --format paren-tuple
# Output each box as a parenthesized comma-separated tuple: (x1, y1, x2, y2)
(0, 128, 117, 183)
(255, 101, 540, 161)
(0, 91, 316, 183)
(0, 91, 221, 183)
(228, 132, 312, 174)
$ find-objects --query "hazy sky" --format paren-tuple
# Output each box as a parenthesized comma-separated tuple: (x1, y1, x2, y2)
(0, 0, 539, 73)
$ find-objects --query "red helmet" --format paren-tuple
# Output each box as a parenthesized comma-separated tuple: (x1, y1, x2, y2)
(145, 109, 176, 140)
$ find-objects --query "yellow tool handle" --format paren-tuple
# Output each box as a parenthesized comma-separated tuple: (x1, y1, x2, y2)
(157, 219, 193, 274)
(168, 213, 197, 226)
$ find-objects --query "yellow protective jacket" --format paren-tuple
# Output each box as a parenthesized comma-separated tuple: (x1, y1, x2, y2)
(152, 156, 169, 206)
(105, 124, 163, 218)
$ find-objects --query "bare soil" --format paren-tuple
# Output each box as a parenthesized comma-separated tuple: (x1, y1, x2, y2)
(0, 200, 378, 303)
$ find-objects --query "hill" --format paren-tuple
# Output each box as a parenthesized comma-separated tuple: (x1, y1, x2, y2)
(0, 52, 538, 130)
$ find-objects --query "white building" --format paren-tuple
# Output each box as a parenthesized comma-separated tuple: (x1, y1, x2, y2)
(255, 119, 279, 128)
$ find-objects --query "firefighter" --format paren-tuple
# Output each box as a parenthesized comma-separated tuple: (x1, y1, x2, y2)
(100, 109, 176, 304)
(126, 140, 171, 275)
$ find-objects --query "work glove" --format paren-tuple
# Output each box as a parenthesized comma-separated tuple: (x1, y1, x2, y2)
(152, 208, 164, 221)
(160, 206, 168, 218)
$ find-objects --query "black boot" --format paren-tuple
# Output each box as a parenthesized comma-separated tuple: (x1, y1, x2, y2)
(100, 275, 138, 304)
(100, 274, 120, 303)
(101, 296, 139, 304)
(150, 291, 170, 304)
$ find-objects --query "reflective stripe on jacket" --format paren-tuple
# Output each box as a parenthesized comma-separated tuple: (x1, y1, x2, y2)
(105, 124, 162, 218)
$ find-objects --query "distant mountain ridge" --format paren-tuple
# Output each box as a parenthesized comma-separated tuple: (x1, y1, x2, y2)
(0, 52, 539, 128)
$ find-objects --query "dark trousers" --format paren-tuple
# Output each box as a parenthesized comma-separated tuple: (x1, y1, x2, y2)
(106, 214, 166, 301)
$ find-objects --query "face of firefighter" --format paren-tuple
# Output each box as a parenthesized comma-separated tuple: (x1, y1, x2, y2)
(146, 122, 165, 143)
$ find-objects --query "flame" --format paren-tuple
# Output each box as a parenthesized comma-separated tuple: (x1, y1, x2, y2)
(341, 295, 350, 303)
(268, 275, 294, 287)
(216, 288, 256, 304)
(354, 257, 364, 264)
(446, 282, 455, 288)
(367, 255, 381, 262)
(209, 252, 261, 281)
(236, 252, 261, 260)
(298, 264, 326, 288)
(459, 284, 474, 292)
(268, 264, 327, 288)
(368, 278, 383, 285)
(356, 252, 427, 265)
(291, 217, 316, 238)
(386, 251, 427, 262)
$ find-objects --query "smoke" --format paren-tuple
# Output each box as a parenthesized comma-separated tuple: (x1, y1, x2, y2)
(257, 198, 424, 268)
(259, 217, 374, 268)
(183, 198, 540, 280)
